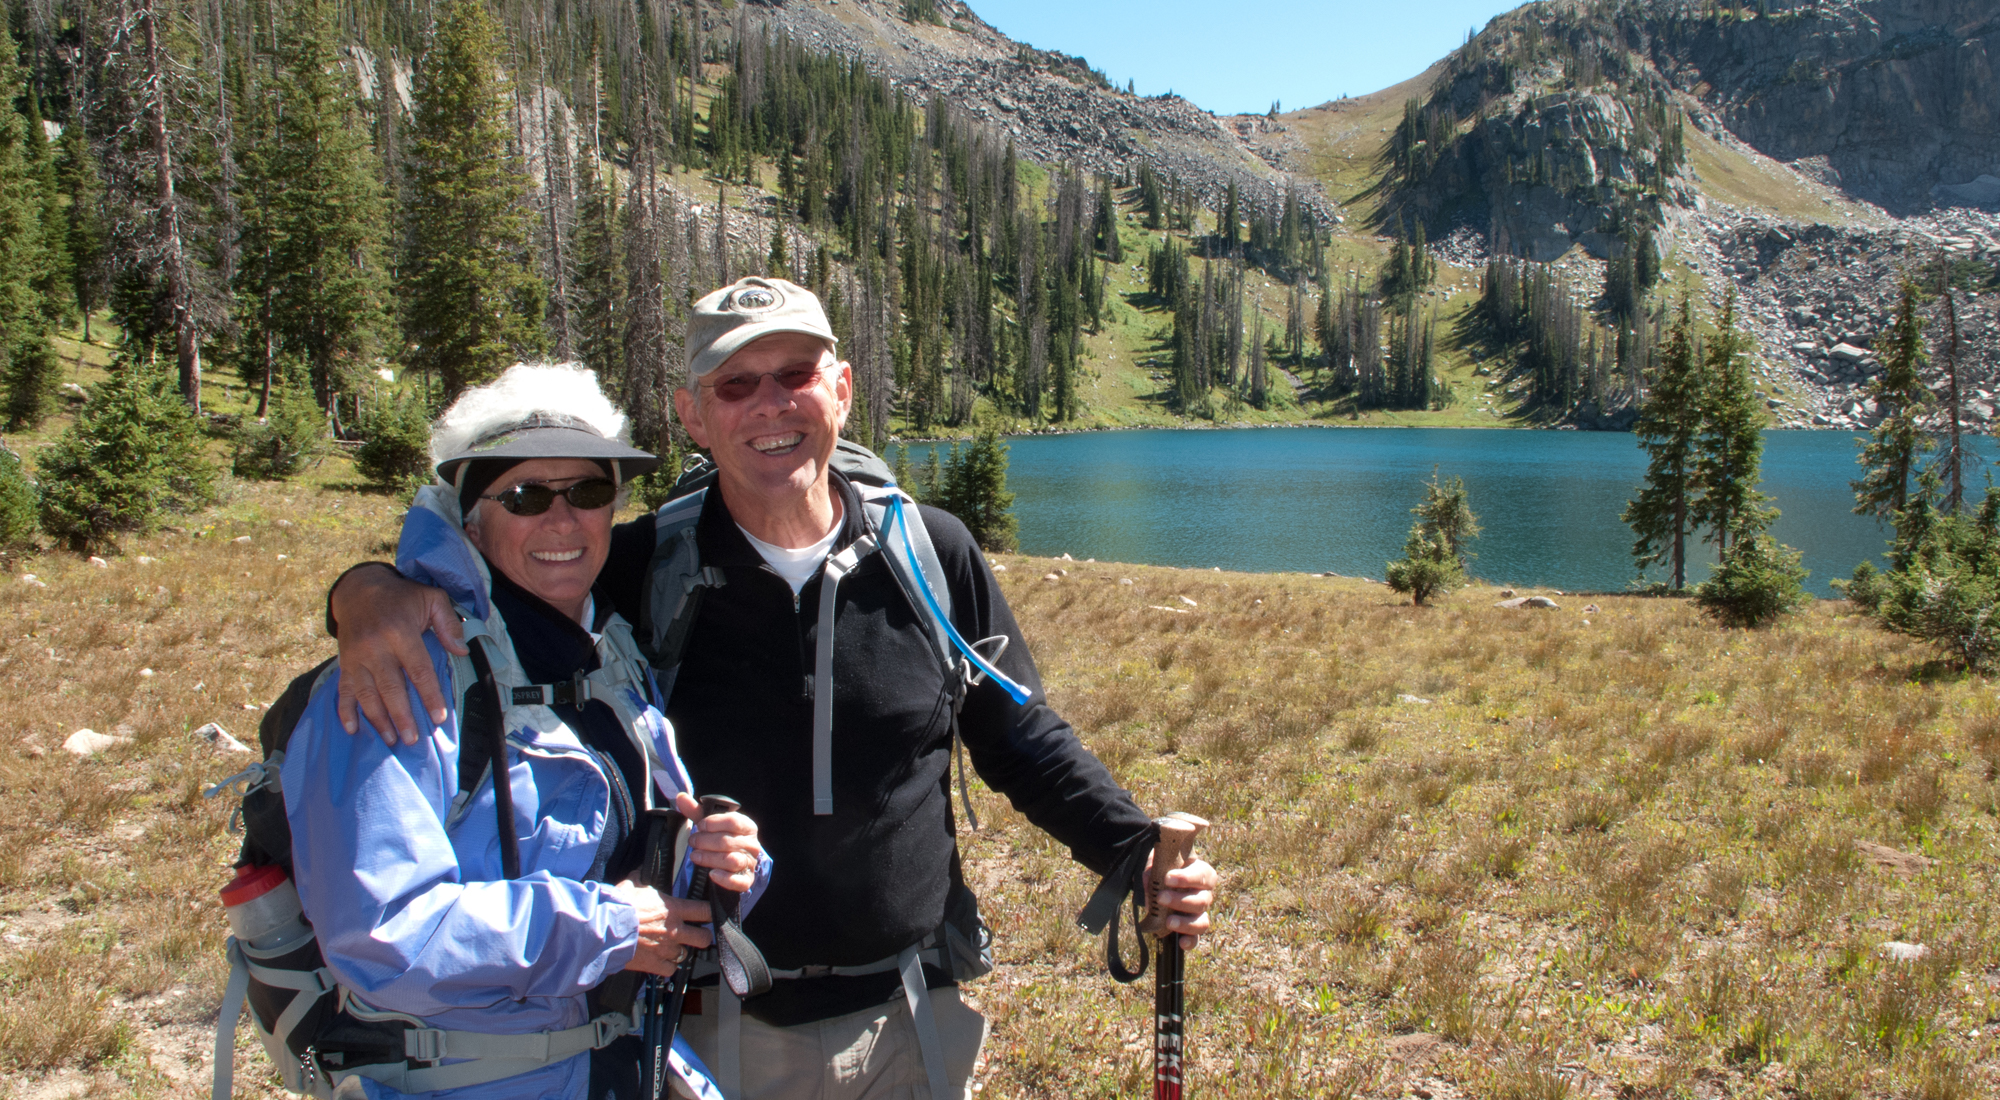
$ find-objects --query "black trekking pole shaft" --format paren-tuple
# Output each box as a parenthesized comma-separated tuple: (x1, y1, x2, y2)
(639, 806, 681, 1100)
(1138, 814, 1206, 1100)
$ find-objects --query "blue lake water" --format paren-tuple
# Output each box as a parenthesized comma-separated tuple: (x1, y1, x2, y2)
(905, 428, 1997, 596)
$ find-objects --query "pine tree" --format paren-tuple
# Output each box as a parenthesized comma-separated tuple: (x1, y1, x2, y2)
(0, 38, 61, 430)
(1388, 469, 1478, 607)
(355, 388, 435, 491)
(38, 357, 217, 551)
(1692, 293, 1771, 555)
(1623, 301, 1703, 590)
(574, 155, 623, 390)
(235, 0, 389, 416)
(934, 426, 1017, 552)
(20, 92, 73, 331)
(0, 442, 37, 554)
(1853, 281, 1933, 527)
(400, 0, 546, 400)
(56, 126, 109, 342)
(232, 366, 330, 479)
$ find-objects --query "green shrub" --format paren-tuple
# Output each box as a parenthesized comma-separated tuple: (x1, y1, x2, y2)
(37, 359, 216, 552)
(1692, 535, 1811, 628)
(353, 389, 434, 491)
(0, 442, 39, 553)
(232, 372, 328, 479)
(1856, 489, 2000, 670)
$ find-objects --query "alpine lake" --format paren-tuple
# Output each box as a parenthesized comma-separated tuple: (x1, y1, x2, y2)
(904, 427, 1999, 597)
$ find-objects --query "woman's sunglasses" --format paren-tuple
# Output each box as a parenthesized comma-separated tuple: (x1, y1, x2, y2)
(705, 365, 826, 403)
(482, 477, 618, 516)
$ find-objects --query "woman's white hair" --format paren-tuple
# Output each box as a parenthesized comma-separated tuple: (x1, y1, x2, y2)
(429, 362, 631, 475)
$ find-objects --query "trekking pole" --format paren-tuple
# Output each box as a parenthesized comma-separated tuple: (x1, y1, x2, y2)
(638, 805, 682, 1100)
(640, 795, 739, 1100)
(1137, 813, 1208, 1100)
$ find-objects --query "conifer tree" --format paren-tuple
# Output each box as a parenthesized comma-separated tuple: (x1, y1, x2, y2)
(235, 0, 389, 416)
(1388, 470, 1478, 605)
(38, 357, 216, 551)
(1692, 293, 1771, 555)
(1853, 281, 1932, 527)
(0, 39, 62, 429)
(0, 442, 37, 554)
(56, 126, 109, 342)
(934, 426, 1017, 552)
(1624, 301, 1703, 590)
(400, 0, 546, 399)
(20, 92, 72, 331)
(232, 366, 330, 479)
(574, 155, 623, 390)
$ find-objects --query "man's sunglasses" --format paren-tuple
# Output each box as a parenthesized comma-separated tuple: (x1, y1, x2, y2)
(704, 364, 826, 403)
(482, 477, 618, 516)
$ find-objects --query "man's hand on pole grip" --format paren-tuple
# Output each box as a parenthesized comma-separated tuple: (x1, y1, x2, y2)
(1146, 854, 1218, 951)
(330, 563, 469, 745)
(677, 791, 764, 895)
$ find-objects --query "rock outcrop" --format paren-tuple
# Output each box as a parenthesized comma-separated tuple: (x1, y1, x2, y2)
(1660, 0, 2000, 215)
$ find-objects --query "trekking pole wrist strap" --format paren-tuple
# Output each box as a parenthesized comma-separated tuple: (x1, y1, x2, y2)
(1074, 822, 1162, 984)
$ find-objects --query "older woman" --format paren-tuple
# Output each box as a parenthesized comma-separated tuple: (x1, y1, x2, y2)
(283, 364, 764, 1099)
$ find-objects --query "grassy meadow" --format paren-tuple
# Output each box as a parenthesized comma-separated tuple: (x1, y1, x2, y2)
(0, 453, 1997, 1097)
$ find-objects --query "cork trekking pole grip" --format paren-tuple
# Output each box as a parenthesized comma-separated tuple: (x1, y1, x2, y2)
(1138, 813, 1208, 937)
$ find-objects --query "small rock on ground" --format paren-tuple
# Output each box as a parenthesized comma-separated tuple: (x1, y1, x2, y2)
(63, 729, 131, 756)
(193, 722, 252, 754)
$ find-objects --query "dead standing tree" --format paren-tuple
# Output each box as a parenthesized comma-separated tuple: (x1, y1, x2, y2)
(135, 0, 201, 408)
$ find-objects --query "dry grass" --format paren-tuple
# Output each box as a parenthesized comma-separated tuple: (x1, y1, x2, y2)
(7, 483, 2000, 1097)
(961, 559, 2000, 1099)
(0, 468, 410, 1098)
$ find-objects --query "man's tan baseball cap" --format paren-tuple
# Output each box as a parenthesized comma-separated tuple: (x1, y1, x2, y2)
(685, 276, 838, 379)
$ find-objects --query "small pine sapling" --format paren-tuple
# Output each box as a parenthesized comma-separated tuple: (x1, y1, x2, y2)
(1692, 535, 1810, 628)
(1388, 469, 1480, 606)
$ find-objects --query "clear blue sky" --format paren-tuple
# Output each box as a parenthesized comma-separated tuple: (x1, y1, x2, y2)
(963, 0, 1525, 116)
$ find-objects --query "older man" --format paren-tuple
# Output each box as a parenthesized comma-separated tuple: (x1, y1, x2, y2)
(329, 277, 1217, 1100)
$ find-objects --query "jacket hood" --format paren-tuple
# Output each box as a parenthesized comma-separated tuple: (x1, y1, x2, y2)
(395, 485, 493, 622)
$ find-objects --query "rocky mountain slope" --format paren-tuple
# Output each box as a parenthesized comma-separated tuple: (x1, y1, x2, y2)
(585, 0, 1994, 431)
(720, 0, 1333, 220)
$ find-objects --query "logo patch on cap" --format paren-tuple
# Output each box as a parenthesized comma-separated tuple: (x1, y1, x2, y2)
(729, 286, 782, 312)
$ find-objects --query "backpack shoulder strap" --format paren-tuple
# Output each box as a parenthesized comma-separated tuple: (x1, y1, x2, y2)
(446, 612, 520, 878)
(638, 488, 726, 691)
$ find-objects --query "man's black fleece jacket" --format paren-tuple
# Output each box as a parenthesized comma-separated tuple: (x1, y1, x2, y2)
(597, 471, 1154, 1025)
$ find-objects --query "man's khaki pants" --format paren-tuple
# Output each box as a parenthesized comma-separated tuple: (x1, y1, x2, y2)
(675, 986, 987, 1100)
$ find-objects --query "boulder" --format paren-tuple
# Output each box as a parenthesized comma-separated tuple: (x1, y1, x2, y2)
(1829, 343, 1870, 365)
(1495, 596, 1561, 609)
(63, 728, 130, 756)
(1879, 941, 1929, 962)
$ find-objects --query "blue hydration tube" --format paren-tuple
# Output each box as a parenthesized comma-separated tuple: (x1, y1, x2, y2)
(885, 496, 1033, 705)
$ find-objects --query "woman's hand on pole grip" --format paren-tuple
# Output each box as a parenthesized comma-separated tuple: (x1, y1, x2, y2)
(611, 881, 716, 977)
